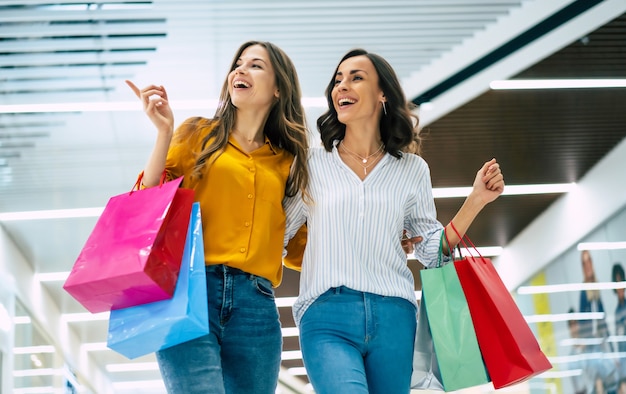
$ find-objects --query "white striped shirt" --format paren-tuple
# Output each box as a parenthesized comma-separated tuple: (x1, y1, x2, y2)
(284, 142, 447, 326)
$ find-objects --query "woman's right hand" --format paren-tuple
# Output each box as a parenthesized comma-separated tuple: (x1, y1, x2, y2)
(402, 230, 423, 255)
(126, 80, 174, 134)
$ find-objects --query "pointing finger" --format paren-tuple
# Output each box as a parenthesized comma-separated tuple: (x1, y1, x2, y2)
(125, 80, 141, 98)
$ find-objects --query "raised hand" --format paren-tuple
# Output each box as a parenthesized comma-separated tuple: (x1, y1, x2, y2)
(126, 80, 174, 134)
(472, 158, 505, 205)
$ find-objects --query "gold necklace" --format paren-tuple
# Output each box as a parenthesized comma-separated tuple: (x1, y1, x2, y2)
(340, 142, 384, 175)
(340, 141, 384, 164)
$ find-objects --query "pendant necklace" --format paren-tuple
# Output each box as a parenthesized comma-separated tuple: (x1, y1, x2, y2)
(340, 141, 384, 164)
(340, 141, 385, 175)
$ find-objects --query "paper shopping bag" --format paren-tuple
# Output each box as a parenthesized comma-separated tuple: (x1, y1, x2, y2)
(417, 262, 490, 391)
(107, 202, 209, 359)
(411, 299, 444, 391)
(64, 172, 195, 313)
(454, 236, 552, 388)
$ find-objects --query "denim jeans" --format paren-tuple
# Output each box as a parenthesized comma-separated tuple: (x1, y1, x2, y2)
(299, 286, 417, 394)
(156, 264, 282, 394)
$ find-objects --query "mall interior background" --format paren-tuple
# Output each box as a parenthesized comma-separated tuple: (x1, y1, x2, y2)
(1, 1, 626, 393)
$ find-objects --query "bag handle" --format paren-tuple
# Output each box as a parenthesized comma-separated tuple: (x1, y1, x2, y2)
(131, 170, 167, 193)
(437, 228, 454, 268)
(449, 222, 486, 261)
(443, 226, 461, 262)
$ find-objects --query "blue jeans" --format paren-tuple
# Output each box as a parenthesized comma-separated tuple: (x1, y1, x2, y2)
(156, 264, 282, 394)
(299, 286, 417, 394)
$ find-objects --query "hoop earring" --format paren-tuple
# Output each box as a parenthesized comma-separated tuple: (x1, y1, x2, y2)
(382, 101, 387, 116)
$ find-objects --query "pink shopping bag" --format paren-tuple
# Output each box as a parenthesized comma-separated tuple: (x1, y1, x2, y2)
(107, 202, 209, 359)
(64, 172, 195, 313)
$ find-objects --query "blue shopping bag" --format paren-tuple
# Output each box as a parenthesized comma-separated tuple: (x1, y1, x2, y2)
(107, 202, 208, 359)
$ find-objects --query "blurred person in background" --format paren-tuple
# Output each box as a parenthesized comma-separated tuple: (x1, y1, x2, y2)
(580, 250, 613, 351)
(568, 308, 619, 394)
(612, 262, 626, 393)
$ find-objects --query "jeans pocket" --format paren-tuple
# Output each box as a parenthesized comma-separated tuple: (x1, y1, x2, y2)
(309, 288, 337, 307)
(253, 277, 275, 299)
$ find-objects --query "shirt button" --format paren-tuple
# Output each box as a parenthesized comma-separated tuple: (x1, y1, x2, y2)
(244, 221, 250, 227)
(240, 247, 246, 253)
(247, 194, 253, 199)
(249, 167, 255, 172)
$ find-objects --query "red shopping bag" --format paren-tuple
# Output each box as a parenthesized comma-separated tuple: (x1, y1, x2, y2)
(64, 172, 195, 313)
(450, 226, 552, 388)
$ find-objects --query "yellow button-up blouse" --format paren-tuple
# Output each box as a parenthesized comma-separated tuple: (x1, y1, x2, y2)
(165, 117, 296, 286)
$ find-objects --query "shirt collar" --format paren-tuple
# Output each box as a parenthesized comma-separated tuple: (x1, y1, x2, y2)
(228, 133, 278, 155)
(265, 135, 278, 154)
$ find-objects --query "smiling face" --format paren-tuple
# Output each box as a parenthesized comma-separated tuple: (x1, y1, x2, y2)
(227, 44, 279, 112)
(331, 55, 385, 126)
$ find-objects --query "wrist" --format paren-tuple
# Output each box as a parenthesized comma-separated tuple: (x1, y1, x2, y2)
(466, 190, 487, 212)
(159, 126, 174, 136)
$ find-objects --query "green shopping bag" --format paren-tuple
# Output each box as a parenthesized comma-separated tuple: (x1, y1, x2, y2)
(413, 231, 490, 392)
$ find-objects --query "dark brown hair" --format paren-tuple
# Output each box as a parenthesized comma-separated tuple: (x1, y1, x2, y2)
(317, 48, 421, 158)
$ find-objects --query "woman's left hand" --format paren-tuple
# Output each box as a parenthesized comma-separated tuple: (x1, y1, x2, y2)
(473, 158, 505, 204)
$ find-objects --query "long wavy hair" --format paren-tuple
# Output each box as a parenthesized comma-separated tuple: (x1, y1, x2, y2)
(317, 48, 420, 158)
(174, 41, 309, 197)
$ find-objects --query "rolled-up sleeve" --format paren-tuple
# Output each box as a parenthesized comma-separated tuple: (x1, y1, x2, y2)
(283, 192, 306, 255)
(404, 159, 448, 268)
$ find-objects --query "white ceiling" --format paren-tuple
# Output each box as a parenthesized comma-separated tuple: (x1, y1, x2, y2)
(2, 0, 626, 393)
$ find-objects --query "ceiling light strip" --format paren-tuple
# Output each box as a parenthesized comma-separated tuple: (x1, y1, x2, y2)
(411, 0, 604, 104)
(13, 388, 56, 394)
(518, 281, 626, 295)
(560, 336, 626, 347)
(550, 351, 626, 366)
(36, 272, 70, 282)
(275, 297, 297, 308)
(112, 380, 166, 390)
(577, 241, 626, 251)
(13, 345, 56, 355)
(537, 369, 581, 378)
(0, 183, 575, 222)
(407, 247, 502, 260)
(13, 368, 64, 377)
(106, 362, 158, 372)
(286, 367, 308, 376)
(432, 183, 575, 198)
(490, 79, 626, 90)
(0, 207, 103, 221)
(281, 350, 303, 361)
(524, 311, 603, 323)
(0, 97, 328, 114)
(62, 312, 109, 323)
(281, 326, 299, 337)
